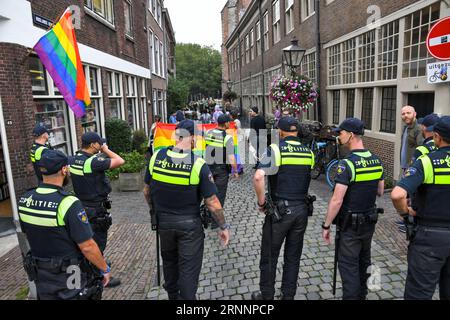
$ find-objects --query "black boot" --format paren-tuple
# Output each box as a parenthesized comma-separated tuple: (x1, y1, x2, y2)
(251, 291, 273, 300)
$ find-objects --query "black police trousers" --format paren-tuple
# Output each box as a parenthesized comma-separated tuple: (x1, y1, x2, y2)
(210, 165, 229, 207)
(338, 222, 375, 300)
(405, 226, 450, 300)
(85, 206, 112, 253)
(35, 267, 88, 300)
(259, 202, 308, 299)
(159, 217, 205, 300)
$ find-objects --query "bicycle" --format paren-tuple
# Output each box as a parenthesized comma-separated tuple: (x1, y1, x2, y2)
(325, 143, 341, 189)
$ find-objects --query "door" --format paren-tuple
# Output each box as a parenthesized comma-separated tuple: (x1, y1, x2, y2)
(408, 93, 435, 118)
(0, 131, 14, 235)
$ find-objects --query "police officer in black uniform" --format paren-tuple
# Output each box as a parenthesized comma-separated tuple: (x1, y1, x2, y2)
(322, 118, 384, 300)
(18, 150, 111, 300)
(205, 114, 238, 227)
(143, 120, 230, 300)
(68, 132, 124, 287)
(411, 113, 439, 163)
(30, 124, 52, 183)
(391, 116, 450, 300)
(251, 116, 314, 300)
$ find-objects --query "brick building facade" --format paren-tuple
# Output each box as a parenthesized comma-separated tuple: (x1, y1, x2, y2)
(0, 0, 174, 224)
(222, 0, 450, 181)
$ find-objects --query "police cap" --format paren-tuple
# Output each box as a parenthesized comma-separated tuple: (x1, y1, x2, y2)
(38, 150, 68, 175)
(218, 114, 231, 124)
(33, 124, 50, 137)
(175, 120, 195, 136)
(418, 113, 440, 132)
(433, 116, 450, 139)
(277, 116, 299, 132)
(82, 132, 106, 145)
(333, 118, 365, 135)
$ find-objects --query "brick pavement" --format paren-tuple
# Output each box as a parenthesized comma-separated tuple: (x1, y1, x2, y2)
(0, 167, 439, 300)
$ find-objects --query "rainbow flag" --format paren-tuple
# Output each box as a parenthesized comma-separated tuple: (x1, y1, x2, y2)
(33, 8, 90, 118)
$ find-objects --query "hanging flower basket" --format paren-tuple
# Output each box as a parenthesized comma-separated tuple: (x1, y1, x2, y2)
(269, 75, 318, 113)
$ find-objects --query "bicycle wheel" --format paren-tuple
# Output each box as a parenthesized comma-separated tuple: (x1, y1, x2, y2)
(326, 159, 340, 189)
(311, 152, 323, 180)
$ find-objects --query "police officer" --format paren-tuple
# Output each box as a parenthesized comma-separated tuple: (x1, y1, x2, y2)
(68, 132, 124, 287)
(251, 116, 314, 300)
(205, 114, 239, 228)
(30, 124, 52, 182)
(391, 116, 450, 300)
(322, 118, 384, 300)
(18, 150, 111, 300)
(143, 120, 230, 300)
(411, 113, 439, 163)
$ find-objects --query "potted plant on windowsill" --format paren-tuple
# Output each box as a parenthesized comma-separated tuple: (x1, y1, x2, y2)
(118, 151, 146, 192)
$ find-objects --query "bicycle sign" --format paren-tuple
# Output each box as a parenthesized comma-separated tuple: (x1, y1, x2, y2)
(427, 61, 450, 84)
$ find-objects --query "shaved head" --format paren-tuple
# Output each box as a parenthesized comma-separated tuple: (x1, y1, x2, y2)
(401, 105, 417, 126)
(401, 105, 416, 113)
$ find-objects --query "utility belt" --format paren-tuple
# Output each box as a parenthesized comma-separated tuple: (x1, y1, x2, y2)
(82, 197, 112, 210)
(265, 194, 316, 223)
(334, 207, 384, 232)
(84, 201, 112, 233)
(23, 252, 84, 280)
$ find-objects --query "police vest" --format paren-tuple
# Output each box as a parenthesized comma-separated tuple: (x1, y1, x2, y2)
(205, 129, 233, 165)
(341, 151, 384, 212)
(415, 149, 450, 225)
(18, 186, 82, 258)
(30, 143, 49, 181)
(68, 152, 111, 204)
(149, 148, 206, 216)
(269, 137, 314, 201)
(415, 138, 436, 158)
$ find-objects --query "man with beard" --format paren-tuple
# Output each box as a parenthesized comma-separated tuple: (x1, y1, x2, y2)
(68, 132, 124, 287)
(322, 118, 385, 300)
(18, 150, 111, 299)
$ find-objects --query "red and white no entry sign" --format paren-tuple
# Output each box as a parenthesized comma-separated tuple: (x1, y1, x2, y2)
(427, 17, 450, 60)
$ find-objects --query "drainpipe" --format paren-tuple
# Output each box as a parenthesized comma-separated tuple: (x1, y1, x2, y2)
(259, 0, 266, 117)
(238, 32, 244, 124)
(315, 0, 322, 123)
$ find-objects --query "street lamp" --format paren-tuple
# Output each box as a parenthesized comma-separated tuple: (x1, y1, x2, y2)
(283, 37, 306, 77)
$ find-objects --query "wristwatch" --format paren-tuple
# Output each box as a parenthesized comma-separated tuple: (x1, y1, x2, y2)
(101, 265, 111, 276)
(220, 223, 231, 230)
(321, 222, 331, 230)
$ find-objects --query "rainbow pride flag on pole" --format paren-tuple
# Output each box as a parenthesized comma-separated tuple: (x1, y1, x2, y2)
(33, 8, 90, 118)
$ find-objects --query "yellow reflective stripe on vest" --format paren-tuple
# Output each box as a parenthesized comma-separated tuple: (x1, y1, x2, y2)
(19, 212, 58, 227)
(36, 188, 58, 194)
(285, 140, 301, 145)
(148, 149, 161, 175)
(84, 156, 95, 174)
(416, 145, 429, 156)
(57, 196, 79, 226)
(152, 173, 190, 185)
(270, 144, 281, 167)
(18, 206, 57, 217)
(343, 159, 356, 182)
(152, 166, 191, 176)
(167, 150, 189, 159)
(354, 171, 383, 182)
(280, 152, 313, 166)
(419, 155, 434, 184)
(355, 166, 383, 172)
(190, 158, 205, 185)
(35, 146, 46, 161)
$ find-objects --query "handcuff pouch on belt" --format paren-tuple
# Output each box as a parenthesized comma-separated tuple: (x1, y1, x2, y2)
(404, 215, 417, 241)
(334, 207, 382, 232)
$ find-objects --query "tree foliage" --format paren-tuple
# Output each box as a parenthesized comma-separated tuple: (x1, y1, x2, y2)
(173, 43, 222, 101)
(167, 75, 189, 113)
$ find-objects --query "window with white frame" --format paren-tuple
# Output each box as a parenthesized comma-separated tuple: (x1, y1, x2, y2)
(124, 0, 133, 38)
(402, 3, 440, 78)
(332, 90, 340, 124)
(149, 30, 154, 73)
(29, 55, 48, 95)
(256, 21, 261, 56)
(346, 89, 355, 118)
(108, 71, 123, 119)
(126, 75, 138, 130)
(250, 28, 255, 61)
(245, 34, 250, 64)
(342, 38, 356, 84)
(154, 36, 160, 75)
(241, 40, 245, 66)
(328, 44, 341, 86)
(150, 0, 156, 16)
(159, 41, 164, 77)
(378, 20, 399, 80)
(301, 0, 315, 21)
(82, 66, 102, 134)
(361, 88, 373, 130)
(380, 87, 397, 133)
(263, 11, 269, 51)
(157, 0, 162, 25)
(272, 0, 281, 44)
(300, 51, 316, 84)
(285, 0, 294, 34)
(140, 79, 148, 133)
(358, 30, 376, 82)
(84, 0, 114, 25)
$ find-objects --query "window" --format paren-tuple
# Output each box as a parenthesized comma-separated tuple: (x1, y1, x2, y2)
(301, 0, 315, 21)
(160, 41, 164, 77)
(149, 0, 156, 16)
(82, 66, 101, 133)
(108, 71, 123, 119)
(285, 0, 294, 34)
(157, 0, 162, 25)
(241, 40, 245, 66)
(358, 30, 376, 82)
(346, 89, 355, 118)
(300, 51, 316, 84)
(263, 11, 269, 51)
(124, 0, 133, 38)
(342, 38, 356, 84)
(378, 21, 399, 80)
(126, 76, 138, 130)
(256, 21, 261, 56)
(149, 31, 154, 73)
(361, 88, 373, 130)
(29, 56, 48, 95)
(245, 34, 250, 64)
(154, 36, 160, 75)
(272, 0, 281, 44)
(332, 91, 340, 124)
(380, 87, 397, 133)
(328, 44, 341, 86)
(140, 79, 148, 134)
(250, 28, 255, 61)
(84, 0, 114, 25)
(402, 3, 440, 78)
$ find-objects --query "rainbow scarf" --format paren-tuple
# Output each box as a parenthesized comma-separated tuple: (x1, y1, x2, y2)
(33, 8, 90, 118)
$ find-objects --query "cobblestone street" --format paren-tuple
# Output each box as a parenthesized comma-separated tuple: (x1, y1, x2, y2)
(0, 165, 437, 300)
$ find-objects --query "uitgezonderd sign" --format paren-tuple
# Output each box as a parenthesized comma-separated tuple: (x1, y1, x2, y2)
(427, 61, 449, 84)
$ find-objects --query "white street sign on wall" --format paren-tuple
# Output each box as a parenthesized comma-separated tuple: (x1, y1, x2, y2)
(427, 61, 450, 84)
